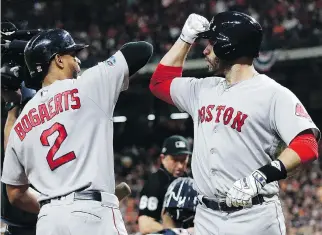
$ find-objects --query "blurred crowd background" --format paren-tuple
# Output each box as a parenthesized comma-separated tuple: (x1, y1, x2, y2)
(2, 0, 322, 234)
(3, 0, 322, 66)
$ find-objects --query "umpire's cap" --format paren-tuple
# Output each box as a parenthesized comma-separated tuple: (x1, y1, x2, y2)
(24, 29, 88, 89)
(198, 11, 262, 61)
(161, 135, 191, 156)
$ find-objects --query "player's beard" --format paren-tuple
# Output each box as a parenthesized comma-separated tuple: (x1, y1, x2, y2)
(207, 57, 228, 76)
(72, 57, 81, 78)
(72, 69, 79, 79)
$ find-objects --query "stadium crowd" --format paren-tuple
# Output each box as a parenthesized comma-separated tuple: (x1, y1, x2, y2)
(1, 0, 322, 234)
(3, 0, 322, 67)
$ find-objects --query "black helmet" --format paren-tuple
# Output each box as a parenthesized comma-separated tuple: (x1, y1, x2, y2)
(198, 11, 262, 61)
(163, 177, 198, 228)
(24, 28, 88, 89)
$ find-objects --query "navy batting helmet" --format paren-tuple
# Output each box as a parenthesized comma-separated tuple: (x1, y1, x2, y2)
(163, 177, 198, 228)
(197, 11, 262, 61)
(24, 29, 88, 89)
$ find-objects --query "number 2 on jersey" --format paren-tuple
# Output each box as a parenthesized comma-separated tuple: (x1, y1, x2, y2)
(40, 122, 76, 171)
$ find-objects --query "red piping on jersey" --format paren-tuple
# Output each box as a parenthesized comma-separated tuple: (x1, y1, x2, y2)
(112, 208, 120, 235)
(149, 63, 183, 105)
(289, 133, 318, 163)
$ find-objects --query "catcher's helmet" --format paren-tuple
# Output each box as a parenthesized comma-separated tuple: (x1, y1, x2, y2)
(198, 11, 262, 61)
(24, 28, 88, 89)
(163, 177, 198, 228)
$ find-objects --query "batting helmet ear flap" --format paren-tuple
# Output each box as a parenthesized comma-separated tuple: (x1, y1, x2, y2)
(23, 64, 48, 90)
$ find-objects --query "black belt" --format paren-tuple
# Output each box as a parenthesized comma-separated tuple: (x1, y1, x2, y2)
(39, 191, 102, 208)
(201, 195, 265, 212)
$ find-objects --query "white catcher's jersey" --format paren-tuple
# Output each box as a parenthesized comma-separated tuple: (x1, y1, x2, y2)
(170, 74, 320, 200)
(1, 51, 129, 201)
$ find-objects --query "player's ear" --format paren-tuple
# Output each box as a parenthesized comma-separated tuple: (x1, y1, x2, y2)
(54, 54, 64, 69)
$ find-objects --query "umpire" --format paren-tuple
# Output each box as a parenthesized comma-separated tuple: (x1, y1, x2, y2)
(138, 135, 192, 235)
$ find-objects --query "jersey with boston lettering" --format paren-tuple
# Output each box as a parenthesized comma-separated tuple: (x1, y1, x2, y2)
(170, 74, 320, 200)
(1, 51, 129, 201)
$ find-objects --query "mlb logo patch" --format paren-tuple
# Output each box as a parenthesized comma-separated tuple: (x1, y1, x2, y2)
(106, 55, 116, 66)
(252, 171, 266, 186)
(175, 141, 186, 148)
(295, 103, 311, 120)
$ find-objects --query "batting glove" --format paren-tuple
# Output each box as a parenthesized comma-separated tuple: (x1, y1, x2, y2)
(180, 13, 209, 44)
(225, 170, 267, 208)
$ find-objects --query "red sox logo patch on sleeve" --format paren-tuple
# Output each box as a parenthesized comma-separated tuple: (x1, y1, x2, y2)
(295, 103, 311, 120)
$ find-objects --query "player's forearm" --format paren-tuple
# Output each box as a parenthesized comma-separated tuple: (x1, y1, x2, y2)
(4, 106, 20, 149)
(7, 185, 40, 214)
(277, 148, 302, 173)
(138, 215, 164, 234)
(253, 132, 318, 186)
(160, 38, 192, 67)
(277, 131, 318, 175)
(149, 38, 190, 105)
(161, 211, 176, 229)
(15, 189, 40, 214)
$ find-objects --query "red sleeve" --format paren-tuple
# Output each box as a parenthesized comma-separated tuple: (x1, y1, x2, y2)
(149, 64, 183, 105)
(289, 132, 318, 163)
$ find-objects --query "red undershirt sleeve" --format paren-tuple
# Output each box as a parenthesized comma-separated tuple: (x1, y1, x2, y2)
(289, 132, 318, 163)
(149, 64, 183, 105)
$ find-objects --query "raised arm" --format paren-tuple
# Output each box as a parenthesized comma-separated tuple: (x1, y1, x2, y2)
(149, 14, 209, 105)
(77, 41, 153, 115)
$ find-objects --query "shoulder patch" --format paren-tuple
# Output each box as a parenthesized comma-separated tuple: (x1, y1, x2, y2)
(295, 103, 311, 120)
(106, 55, 116, 66)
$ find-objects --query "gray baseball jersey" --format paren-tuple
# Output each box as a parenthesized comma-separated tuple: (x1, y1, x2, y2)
(1, 51, 129, 201)
(170, 74, 320, 200)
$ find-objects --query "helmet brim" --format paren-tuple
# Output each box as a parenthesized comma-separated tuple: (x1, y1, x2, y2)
(197, 30, 213, 39)
(50, 44, 89, 60)
(65, 43, 89, 53)
(171, 150, 192, 156)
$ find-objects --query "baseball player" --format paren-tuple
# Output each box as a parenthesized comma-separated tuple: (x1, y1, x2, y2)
(149, 11, 320, 235)
(1, 28, 153, 235)
(138, 135, 191, 235)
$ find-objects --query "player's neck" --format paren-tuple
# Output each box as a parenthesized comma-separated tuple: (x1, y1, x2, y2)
(42, 71, 70, 88)
(225, 64, 258, 85)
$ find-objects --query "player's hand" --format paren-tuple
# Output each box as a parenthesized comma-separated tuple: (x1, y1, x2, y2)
(180, 13, 209, 44)
(225, 170, 267, 207)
